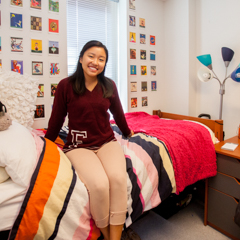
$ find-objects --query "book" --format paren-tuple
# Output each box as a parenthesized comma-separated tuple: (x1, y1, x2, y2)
(221, 143, 238, 151)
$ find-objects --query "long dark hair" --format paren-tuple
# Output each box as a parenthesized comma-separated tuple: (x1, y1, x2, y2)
(69, 40, 113, 98)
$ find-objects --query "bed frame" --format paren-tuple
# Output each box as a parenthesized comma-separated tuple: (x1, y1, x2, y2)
(153, 109, 224, 226)
(153, 110, 224, 141)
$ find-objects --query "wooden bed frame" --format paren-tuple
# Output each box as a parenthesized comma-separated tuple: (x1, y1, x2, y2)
(152, 109, 224, 227)
(153, 110, 224, 141)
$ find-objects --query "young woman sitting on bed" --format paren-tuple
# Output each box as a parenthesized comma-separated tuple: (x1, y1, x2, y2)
(45, 40, 137, 240)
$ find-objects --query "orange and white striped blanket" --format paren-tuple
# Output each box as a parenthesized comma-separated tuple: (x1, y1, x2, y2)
(8, 138, 101, 240)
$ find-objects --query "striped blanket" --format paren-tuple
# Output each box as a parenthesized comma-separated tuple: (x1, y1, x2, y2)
(8, 112, 217, 239)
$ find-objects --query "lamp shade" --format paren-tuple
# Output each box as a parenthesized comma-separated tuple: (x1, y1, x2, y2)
(222, 47, 234, 67)
(196, 54, 212, 70)
(231, 67, 240, 82)
(197, 66, 213, 82)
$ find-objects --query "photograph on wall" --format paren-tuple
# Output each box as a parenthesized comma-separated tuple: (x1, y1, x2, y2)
(11, 60, 23, 74)
(31, 39, 42, 53)
(150, 50, 156, 60)
(141, 65, 147, 75)
(0, 60, 2, 69)
(10, 13, 23, 29)
(130, 48, 136, 59)
(49, 62, 60, 76)
(140, 50, 146, 60)
(150, 35, 155, 45)
(37, 84, 44, 98)
(141, 81, 147, 91)
(130, 82, 137, 92)
(49, 18, 59, 33)
(49, 0, 59, 13)
(129, 15, 135, 26)
(32, 61, 43, 75)
(142, 96, 148, 107)
(151, 66, 156, 75)
(129, 32, 136, 43)
(30, 0, 41, 9)
(49, 40, 59, 54)
(131, 97, 137, 108)
(140, 34, 146, 44)
(51, 83, 58, 97)
(11, 0, 23, 7)
(129, 0, 135, 10)
(151, 81, 157, 91)
(31, 16, 42, 31)
(139, 18, 145, 28)
(0, 37, 1, 52)
(130, 65, 136, 75)
(34, 104, 45, 119)
(11, 37, 23, 52)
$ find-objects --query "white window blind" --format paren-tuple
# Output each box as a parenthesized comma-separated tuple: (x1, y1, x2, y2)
(66, 0, 119, 85)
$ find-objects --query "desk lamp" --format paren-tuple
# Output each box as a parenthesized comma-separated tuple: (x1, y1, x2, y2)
(196, 47, 240, 120)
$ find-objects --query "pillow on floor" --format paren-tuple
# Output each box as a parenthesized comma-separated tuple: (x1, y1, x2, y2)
(0, 121, 37, 187)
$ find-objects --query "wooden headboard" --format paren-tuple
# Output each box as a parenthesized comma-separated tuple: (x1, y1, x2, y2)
(153, 110, 224, 142)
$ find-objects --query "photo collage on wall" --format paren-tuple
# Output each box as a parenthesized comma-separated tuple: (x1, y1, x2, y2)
(129, 0, 157, 108)
(4, 0, 60, 120)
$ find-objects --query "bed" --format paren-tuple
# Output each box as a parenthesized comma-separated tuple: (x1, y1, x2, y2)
(0, 109, 223, 240)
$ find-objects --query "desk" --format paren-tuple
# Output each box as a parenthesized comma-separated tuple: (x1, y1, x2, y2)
(205, 136, 240, 240)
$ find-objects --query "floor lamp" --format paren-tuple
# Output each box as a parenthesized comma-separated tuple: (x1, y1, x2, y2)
(196, 47, 240, 120)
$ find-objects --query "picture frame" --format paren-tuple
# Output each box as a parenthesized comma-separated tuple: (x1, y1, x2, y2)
(141, 81, 147, 91)
(140, 50, 146, 60)
(10, 13, 23, 29)
(131, 97, 137, 108)
(150, 35, 155, 45)
(37, 84, 44, 98)
(32, 61, 43, 75)
(130, 49, 136, 59)
(129, 15, 135, 26)
(11, 60, 23, 74)
(140, 34, 146, 44)
(142, 96, 148, 107)
(49, 62, 60, 76)
(141, 65, 147, 75)
(49, 18, 59, 33)
(30, 16, 42, 31)
(11, 37, 23, 52)
(130, 82, 137, 92)
(151, 81, 157, 91)
(51, 83, 58, 97)
(49, 0, 59, 13)
(130, 65, 136, 75)
(34, 104, 45, 119)
(31, 39, 42, 53)
(48, 40, 59, 54)
(30, 0, 41, 10)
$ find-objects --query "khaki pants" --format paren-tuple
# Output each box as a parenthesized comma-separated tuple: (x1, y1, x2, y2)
(66, 141, 127, 228)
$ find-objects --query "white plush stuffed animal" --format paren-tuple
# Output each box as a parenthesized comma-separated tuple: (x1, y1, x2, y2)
(0, 101, 12, 131)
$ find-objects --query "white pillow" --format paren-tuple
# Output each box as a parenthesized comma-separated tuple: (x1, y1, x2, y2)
(0, 167, 10, 183)
(0, 70, 39, 129)
(0, 121, 37, 187)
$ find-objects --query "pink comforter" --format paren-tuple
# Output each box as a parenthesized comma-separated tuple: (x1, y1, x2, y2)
(114, 112, 217, 194)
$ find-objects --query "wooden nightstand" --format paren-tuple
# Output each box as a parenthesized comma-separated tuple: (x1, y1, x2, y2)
(204, 136, 240, 240)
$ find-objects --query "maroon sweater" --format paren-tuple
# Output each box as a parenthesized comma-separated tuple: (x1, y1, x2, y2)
(45, 77, 131, 152)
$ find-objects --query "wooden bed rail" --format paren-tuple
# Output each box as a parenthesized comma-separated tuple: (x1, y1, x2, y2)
(153, 110, 224, 142)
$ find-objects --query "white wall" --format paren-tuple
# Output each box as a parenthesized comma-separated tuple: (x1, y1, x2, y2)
(0, 0, 67, 129)
(195, 0, 240, 139)
(162, 0, 197, 116)
(127, 0, 165, 114)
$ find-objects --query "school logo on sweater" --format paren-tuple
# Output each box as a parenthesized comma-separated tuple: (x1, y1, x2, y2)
(71, 130, 87, 147)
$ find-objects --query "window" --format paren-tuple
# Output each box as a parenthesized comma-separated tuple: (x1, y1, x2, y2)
(66, 0, 119, 85)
